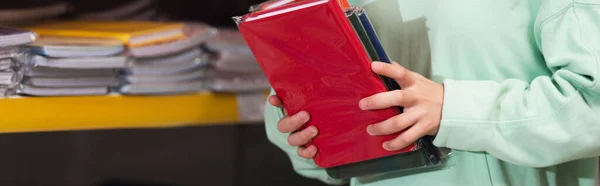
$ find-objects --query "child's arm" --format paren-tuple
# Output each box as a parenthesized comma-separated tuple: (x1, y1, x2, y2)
(433, 0, 600, 167)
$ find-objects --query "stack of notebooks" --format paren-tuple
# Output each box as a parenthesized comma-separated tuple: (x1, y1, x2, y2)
(0, 26, 36, 96)
(236, 0, 444, 179)
(0, 19, 266, 99)
(202, 29, 269, 93)
(26, 20, 217, 96)
(122, 22, 216, 95)
(21, 36, 126, 96)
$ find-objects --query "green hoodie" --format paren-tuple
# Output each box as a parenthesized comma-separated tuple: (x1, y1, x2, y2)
(263, 0, 600, 185)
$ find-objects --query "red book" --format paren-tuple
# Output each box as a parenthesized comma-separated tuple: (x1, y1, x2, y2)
(236, 0, 417, 168)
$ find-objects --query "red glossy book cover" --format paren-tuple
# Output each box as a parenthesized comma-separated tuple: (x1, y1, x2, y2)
(237, 0, 417, 168)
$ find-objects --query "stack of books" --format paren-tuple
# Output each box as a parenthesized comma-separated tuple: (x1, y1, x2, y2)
(122, 22, 216, 95)
(0, 26, 36, 96)
(235, 0, 443, 179)
(0, 19, 267, 99)
(25, 20, 217, 96)
(21, 36, 126, 96)
(203, 29, 269, 93)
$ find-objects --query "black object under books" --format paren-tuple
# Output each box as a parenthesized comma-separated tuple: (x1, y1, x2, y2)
(327, 136, 442, 179)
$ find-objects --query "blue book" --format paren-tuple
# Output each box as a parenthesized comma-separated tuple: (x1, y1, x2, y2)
(358, 9, 391, 64)
(357, 9, 401, 90)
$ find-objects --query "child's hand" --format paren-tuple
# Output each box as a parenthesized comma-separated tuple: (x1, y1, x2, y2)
(268, 96, 318, 159)
(359, 62, 443, 151)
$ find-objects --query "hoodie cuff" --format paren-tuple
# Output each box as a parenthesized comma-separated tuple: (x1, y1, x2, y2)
(433, 79, 498, 150)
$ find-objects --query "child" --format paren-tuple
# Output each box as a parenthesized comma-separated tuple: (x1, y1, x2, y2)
(264, 0, 600, 185)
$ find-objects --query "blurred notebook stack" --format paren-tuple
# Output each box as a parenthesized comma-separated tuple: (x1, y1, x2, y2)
(122, 22, 216, 95)
(0, 26, 36, 96)
(27, 20, 216, 96)
(21, 36, 126, 96)
(123, 47, 209, 95)
(202, 29, 269, 93)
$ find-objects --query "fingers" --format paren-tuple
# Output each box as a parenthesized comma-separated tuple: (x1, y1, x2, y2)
(297, 145, 318, 159)
(288, 126, 318, 146)
(359, 90, 416, 110)
(367, 112, 418, 136)
(372, 61, 415, 87)
(277, 111, 310, 133)
(383, 123, 426, 151)
(270, 95, 317, 158)
(268, 95, 288, 115)
(268, 95, 283, 108)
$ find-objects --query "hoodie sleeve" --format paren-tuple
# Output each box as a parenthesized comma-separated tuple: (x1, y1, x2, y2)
(433, 1, 600, 168)
(264, 90, 348, 185)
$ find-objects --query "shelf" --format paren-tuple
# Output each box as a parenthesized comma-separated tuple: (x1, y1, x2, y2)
(0, 92, 266, 133)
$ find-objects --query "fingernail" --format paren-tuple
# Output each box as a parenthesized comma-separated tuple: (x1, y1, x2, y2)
(383, 143, 392, 151)
(308, 145, 317, 154)
(309, 126, 318, 137)
(372, 62, 383, 70)
(298, 111, 309, 122)
(359, 99, 367, 110)
(366, 125, 375, 135)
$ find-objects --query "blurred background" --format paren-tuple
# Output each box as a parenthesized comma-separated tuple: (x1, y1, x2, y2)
(0, 0, 334, 186)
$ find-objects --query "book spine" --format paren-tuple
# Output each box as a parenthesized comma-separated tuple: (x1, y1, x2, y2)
(357, 9, 402, 98)
(348, 10, 380, 62)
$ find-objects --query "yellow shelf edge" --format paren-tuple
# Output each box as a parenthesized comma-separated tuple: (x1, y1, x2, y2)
(0, 92, 248, 133)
